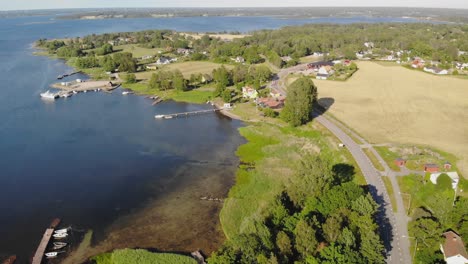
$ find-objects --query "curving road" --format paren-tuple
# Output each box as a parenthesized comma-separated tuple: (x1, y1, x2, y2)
(271, 67, 411, 263)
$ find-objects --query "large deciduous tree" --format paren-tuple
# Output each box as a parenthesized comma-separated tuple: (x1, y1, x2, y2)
(281, 76, 317, 127)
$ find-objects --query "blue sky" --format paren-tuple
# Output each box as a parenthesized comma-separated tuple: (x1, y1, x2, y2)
(2, 0, 468, 11)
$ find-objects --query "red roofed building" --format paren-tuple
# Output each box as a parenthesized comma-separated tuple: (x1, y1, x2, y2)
(424, 164, 439, 173)
(440, 231, 468, 264)
(394, 158, 406, 167)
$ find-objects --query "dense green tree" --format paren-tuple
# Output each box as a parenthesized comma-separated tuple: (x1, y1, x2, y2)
(294, 219, 318, 257)
(125, 73, 137, 84)
(275, 231, 292, 256)
(212, 66, 231, 89)
(280, 76, 317, 127)
(172, 70, 187, 91)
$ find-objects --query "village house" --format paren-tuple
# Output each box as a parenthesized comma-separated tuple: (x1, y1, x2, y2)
(146, 63, 158, 70)
(430, 172, 460, 190)
(177, 48, 193, 56)
(141, 55, 153, 60)
(440, 231, 468, 264)
(424, 163, 440, 173)
(312, 52, 324, 57)
(242, 86, 258, 99)
(156, 56, 177, 65)
(412, 58, 425, 68)
(424, 66, 449, 75)
(256, 97, 285, 109)
(307, 61, 334, 71)
(270, 90, 282, 99)
(455, 62, 468, 70)
(281, 56, 292, 62)
(231, 56, 245, 63)
(316, 66, 332, 80)
(394, 158, 406, 167)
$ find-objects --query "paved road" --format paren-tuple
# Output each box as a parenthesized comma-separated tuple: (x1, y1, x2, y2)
(271, 68, 412, 263)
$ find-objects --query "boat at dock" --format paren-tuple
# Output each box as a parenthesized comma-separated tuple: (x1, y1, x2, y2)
(54, 228, 69, 234)
(40, 90, 58, 100)
(53, 233, 68, 239)
(122, 91, 133, 95)
(45, 252, 59, 258)
(52, 242, 68, 250)
(32, 218, 61, 264)
(164, 115, 173, 119)
(60, 92, 72, 98)
(154, 115, 165, 119)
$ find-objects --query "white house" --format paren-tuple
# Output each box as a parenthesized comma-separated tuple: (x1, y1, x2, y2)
(424, 66, 449, 75)
(242, 86, 258, 99)
(430, 172, 460, 190)
(440, 231, 468, 264)
(156, 56, 177, 65)
(231, 56, 245, 63)
(141, 55, 153, 60)
(316, 66, 331, 80)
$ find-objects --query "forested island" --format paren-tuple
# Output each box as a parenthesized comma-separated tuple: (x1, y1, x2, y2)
(35, 22, 468, 264)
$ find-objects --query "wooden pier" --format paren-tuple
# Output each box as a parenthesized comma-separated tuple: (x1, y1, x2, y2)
(31, 218, 60, 264)
(155, 108, 223, 119)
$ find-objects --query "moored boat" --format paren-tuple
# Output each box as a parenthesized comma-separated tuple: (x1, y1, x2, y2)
(44, 252, 58, 258)
(52, 242, 67, 250)
(164, 115, 173, 119)
(60, 92, 72, 98)
(54, 228, 69, 234)
(154, 115, 165, 119)
(53, 233, 68, 239)
(40, 90, 58, 100)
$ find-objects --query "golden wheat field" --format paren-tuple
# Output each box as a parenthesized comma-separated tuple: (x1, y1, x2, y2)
(315, 61, 468, 177)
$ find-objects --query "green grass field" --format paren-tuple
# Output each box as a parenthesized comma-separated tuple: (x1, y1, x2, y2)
(136, 61, 232, 80)
(114, 44, 163, 58)
(374, 146, 401, 172)
(91, 249, 196, 264)
(123, 82, 213, 104)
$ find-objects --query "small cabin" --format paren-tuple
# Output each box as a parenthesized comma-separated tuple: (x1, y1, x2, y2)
(424, 164, 439, 173)
(394, 158, 406, 167)
(444, 162, 452, 171)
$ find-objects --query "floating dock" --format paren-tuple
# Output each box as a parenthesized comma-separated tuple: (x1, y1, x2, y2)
(31, 218, 60, 264)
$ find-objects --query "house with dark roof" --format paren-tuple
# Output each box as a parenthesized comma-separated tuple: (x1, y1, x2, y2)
(440, 231, 468, 264)
(424, 66, 449, 75)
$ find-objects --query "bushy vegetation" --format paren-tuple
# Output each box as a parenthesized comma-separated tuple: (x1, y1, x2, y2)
(212, 123, 385, 264)
(399, 174, 468, 263)
(91, 249, 197, 264)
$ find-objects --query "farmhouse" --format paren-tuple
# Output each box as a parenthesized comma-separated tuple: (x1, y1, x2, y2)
(316, 66, 332, 80)
(430, 172, 460, 190)
(394, 158, 406, 167)
(440, 231, 468, 264)
(307, 61, 334, 70)
(242, 86, 258, 99)
(424, 66, 448, 75)
(156, 56, 177, 65)
(424, 163, 439, 173)
(257, 97, 285, 109)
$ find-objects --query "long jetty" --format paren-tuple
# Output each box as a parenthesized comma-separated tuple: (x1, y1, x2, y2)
(32, 218, 60, 264)
(155, 108, 223, 119)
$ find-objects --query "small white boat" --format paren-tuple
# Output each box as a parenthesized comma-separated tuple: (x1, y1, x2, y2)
(60, 92, 72, 98)
(53, 242, 68, 250)
(53, 233, 68, 239)
(72, 90, 78, 94)
(54, 228, 69, 234)
(122, 91, 133, 95)
(83, 90, 87, 93)
(45, 252, 58, 258)
(40, 90, 58, 100)
(164, 115, 173, 119)
(154, 115, 165, 119)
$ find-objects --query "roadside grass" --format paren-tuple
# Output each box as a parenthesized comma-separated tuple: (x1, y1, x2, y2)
(91, 249, 197, 264)
(381, 176, 398, 212)
(374, 146, 401, 172)
(363, 148, 385, 171)
(221, 121, 368, 239)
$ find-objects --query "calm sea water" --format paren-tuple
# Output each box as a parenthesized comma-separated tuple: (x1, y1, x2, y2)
(0, 14, 426, 262)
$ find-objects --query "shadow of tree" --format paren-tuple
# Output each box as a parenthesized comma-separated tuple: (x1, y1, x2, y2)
(367, 184, 394, 256)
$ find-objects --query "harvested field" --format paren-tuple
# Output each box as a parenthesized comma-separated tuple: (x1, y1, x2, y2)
(113, 44, 163, 58)
(315, 61, 468, 177)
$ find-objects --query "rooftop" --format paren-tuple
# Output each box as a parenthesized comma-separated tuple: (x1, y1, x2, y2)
(442, 231, 468, 259)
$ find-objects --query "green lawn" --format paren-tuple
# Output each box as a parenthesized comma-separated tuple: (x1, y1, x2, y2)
(381, 176, 397, 212)
(374, 146, 401, 172)
(91, 249, 196, 264)
(123, 82, 213, 104)
(137, 61, 233, 80)
(113, 44, 164, 58)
